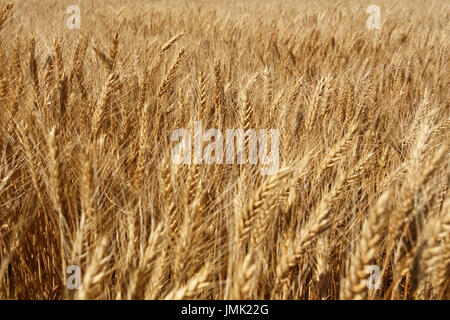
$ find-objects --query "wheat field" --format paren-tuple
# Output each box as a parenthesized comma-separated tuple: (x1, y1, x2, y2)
(0, 0, 449, 300)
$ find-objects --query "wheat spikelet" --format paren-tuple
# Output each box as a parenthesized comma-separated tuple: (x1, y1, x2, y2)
(342, 191, 390, 300)
(317, 123, 357, 179)
(146, 32, 185, 87)
(47, 126, 70, 298)
(53, 40, 64, 82)
(229, 252, 256, 299)
(173, 180, 208, 283)
(264, 66, 273, 106)
(128, 224, 164, 299)
(237, 167, 290, 247)
(158, 47, 186, 98)
(422, 196, 450, 298)
(70, 36, 89, 101)
(0, 2, 13, 31)
(160, 155, 178, 236)
(213, 60, 224, 128)
(42, 54, 56, 106)
(134, 103, 150, 190)
(251, 168, 291, 251)
(164, 264, 210, 300)
(78, 145, 96, 242)
(28, 38, 40, 105)
(275, 175, 345, 285)
(159, 32, 184, 54)
(77, 237, 112, 300)
(91, 73, 119, 140)
(93, 46, 113, 71)
(197, 72, 207, 117)
(305, 75, 331, 131)
(388, 146, 447, 255)
(109, 32, 119, 71)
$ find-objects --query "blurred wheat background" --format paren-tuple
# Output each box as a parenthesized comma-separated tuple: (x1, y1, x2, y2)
(0, 0, 449, 299)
